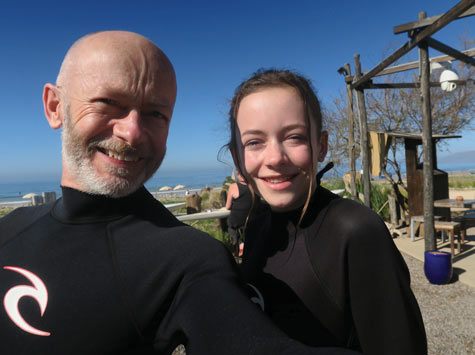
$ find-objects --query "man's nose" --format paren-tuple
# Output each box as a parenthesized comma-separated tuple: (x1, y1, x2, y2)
(113, 110, 143, 145)
(264, 141, 287, 167)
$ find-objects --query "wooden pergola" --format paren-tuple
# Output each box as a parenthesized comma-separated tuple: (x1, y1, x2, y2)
(340, 0, 475, 251)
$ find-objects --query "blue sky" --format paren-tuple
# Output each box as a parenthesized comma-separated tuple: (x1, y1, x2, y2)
(0, 0, 473, 182)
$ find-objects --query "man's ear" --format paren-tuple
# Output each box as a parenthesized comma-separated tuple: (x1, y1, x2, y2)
(317, 131, 328, 162)
(43, 83, 64, 130)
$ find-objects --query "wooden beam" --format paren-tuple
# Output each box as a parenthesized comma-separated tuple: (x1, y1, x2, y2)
(354, 54, 371, 207)
(418, 13, 436, 251)
(426, 38, 475, 66)
(344, 63, 358, 200)
(394, 5, 475, 34)
(342, 48, 475, 80)
(361, 80, 472, 89)
(351, 0, 475, 89)
(373, 48, 475, 77)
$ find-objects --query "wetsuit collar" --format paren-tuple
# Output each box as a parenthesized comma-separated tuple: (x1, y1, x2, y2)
(53, 186, 154, 223)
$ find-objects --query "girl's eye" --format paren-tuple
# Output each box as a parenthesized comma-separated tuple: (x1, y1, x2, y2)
(288, 135, 306, 142)
(150, 111, 169, 121)
(243, 140, 261, 148)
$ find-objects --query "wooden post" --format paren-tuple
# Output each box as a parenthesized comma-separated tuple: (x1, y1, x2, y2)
(354, 54, 371, 207)
(345, 63, 358, 200)
(418, 12, 436, 251)
(31, 195, 44, 206)
(42, 191, 56, 203)
(388, 194, 399, 226)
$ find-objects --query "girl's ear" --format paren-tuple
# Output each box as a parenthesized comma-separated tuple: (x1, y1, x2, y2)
(43, 83, 64, 130)
(317, 131, 328, 162)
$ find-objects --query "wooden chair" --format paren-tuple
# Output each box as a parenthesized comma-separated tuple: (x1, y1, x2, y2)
(434, 221, 465, 256)
(410, 215, 442, 241)
(453, 211, 475, 232)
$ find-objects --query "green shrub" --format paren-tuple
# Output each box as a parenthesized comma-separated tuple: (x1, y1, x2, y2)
(0, 207, 14, 218)
(200, 191, 210, 202)
(321, 178, 345, 191)
(355, 182, 391, 221)
(185, 218, 234, 253)
(222, 176, 235, 190)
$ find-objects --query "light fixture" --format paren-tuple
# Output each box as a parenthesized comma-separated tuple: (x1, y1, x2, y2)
(439, 69, 459, 92)
(430, 61, 459, 92)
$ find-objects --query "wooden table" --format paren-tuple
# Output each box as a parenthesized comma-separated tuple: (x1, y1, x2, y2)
(434, 199, 475, 209)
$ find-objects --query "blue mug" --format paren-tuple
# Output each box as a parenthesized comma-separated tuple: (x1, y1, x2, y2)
(424, 250, 452, 285)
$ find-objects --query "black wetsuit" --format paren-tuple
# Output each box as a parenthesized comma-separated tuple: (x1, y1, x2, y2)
(227, 183, 253, 249)
(0, 186, 360, 355)
(228, 183, 252, 229)
(242, 186, 427, 355)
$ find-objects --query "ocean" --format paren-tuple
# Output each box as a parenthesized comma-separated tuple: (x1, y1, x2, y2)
(1, 162, 473, 205)
(0, 169, 232, 204)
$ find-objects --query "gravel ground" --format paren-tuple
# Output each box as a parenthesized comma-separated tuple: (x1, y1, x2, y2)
(402, 252, 475, 355)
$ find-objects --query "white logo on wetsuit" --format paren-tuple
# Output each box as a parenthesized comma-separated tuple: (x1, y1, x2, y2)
(3, 266, 51, 336)
(247, 283, 265, 311)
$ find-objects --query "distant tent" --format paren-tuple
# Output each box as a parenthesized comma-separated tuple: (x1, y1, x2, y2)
(22, 193, 38, 199)
(173, 185, 186, 191)
(159, 186, 172, 191)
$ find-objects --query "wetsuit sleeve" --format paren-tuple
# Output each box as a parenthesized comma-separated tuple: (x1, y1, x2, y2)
(343, 207, 427, 355)
(154, 230, 359, 355)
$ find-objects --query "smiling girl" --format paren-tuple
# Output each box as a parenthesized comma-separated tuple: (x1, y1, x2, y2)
(227, 69, 427, 354)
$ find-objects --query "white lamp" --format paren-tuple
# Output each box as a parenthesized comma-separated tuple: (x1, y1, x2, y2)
(439, 69, 459, 92)
(430, 61, 459, 92)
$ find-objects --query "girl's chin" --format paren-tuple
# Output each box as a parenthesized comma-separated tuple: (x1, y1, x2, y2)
(267, 197, 306, 212)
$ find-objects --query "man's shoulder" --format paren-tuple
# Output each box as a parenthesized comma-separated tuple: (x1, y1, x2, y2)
(0, 203, 53, 224)
(0, 203, 54, 244)
(110, 217, 234, 273)
(111, 207, 224, 250)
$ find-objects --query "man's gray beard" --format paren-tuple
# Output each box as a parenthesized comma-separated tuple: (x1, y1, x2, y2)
(61, 110, 164, 198)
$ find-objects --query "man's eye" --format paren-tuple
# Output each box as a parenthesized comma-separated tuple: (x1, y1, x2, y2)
(98, 98, 117, 106)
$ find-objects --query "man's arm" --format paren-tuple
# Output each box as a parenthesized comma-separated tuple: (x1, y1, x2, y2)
(154, 228, 358, 355)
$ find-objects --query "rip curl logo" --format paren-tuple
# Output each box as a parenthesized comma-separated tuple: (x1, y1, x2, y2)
(247, 283, 265, 311)
(3, 266, 51, 336)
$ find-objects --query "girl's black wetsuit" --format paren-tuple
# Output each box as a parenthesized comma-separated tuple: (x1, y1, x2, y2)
(0, 186, 359, 355)
(241, 186, 427, 355)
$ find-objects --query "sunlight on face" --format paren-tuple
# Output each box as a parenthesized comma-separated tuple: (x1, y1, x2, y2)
(61, 104, 165, 197)
(236, 86, 322, 211)
(59, 36, 175, 197)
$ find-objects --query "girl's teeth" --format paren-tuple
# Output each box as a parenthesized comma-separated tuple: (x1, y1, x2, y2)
(267, 177, 290, 183)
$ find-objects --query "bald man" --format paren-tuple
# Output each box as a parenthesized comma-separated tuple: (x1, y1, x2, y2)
(0, 32, 358, 355)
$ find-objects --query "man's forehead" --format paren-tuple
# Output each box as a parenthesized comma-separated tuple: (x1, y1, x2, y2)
(60, 31, 176, 99)
(67, 48, 176, 104)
